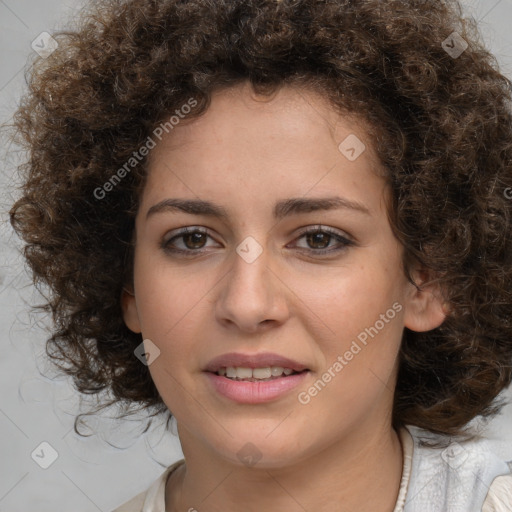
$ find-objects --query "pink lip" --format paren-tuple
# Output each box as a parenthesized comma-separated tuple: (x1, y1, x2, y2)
(203, 352, 309, 373)
(202, 352, 311, 404)
(204, 371, 310, 404)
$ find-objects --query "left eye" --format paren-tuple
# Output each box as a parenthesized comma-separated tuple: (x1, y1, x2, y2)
(161, 226, 354, 256)
(291, 227, 354, 254)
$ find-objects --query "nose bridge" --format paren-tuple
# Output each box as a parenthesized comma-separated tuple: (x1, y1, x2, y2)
(216, 235, 288, 331)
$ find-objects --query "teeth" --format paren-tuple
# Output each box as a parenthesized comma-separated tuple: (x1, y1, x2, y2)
(271, 366, 284, 376)
(236, 367, 253, 379)
(253, 367, 271, 379)
(226, 367, 237, 378)
(217, 366, 299, 380)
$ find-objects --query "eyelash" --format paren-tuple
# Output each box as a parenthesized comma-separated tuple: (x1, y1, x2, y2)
(161, 226, 354, 257)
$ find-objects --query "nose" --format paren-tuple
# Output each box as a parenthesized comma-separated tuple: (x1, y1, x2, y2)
(215, 244, 290, 334)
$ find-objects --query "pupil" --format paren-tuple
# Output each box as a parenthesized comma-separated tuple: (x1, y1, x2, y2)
(185, 232, 205, 249)
(308, 232, 329, 249)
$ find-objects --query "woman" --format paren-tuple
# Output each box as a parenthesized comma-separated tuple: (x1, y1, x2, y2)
(9, 0, 512, 510)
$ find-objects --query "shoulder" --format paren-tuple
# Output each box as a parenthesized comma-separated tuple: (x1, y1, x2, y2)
(402, 425, 512, 512)
(111, 459, 185, 512)
(111, 490, 146, 512)
(483, 472, 512, 512)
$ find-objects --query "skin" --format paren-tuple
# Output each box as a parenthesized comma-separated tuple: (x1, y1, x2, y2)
(122, 81, 447, 512)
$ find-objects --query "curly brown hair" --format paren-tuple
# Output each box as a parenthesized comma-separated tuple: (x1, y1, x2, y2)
(7, 0, 512, 439)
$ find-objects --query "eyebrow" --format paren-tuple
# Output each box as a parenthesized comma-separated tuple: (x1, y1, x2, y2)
(146, 196, 370, 220)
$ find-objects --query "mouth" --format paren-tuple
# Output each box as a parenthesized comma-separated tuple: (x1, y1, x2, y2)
(211, 366, 307, 382)
(202, 352, 311, 404)
(203, 351, 309, 374)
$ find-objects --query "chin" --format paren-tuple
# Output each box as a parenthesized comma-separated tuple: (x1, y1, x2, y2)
(211, 429, 310, 470)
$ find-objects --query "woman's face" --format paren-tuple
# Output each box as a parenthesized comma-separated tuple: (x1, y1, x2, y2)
(122, 82, 445, 467)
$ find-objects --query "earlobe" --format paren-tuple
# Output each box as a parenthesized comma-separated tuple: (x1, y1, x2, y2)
(121, 286, 142, 334)
(403, 270, 448, 333)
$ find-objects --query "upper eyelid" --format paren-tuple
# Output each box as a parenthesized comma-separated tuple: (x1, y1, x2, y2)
(163, 226, 214, 241)
(163, 225, 350, 238)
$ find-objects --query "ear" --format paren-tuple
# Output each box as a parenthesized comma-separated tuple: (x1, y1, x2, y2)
(121, 286, 142, 334)
(403, 268, 450, 333)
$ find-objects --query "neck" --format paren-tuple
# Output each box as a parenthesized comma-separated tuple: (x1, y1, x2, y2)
(166, 422, 404, 512)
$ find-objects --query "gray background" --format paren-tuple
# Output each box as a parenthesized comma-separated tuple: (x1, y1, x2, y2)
(1, 1, 512, 510)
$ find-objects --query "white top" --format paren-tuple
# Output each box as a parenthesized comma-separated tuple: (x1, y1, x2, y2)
(112, 425, 512, 512)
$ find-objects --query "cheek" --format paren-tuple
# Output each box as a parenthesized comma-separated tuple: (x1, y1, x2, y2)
(133, 247, 207, 329)
(326, 266, 405, 394)
(132, 255, 222, 379)
(295, 259, 404, 346)
(301, 280, 404, 422)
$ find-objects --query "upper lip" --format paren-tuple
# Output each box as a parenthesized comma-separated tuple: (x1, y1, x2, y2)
(203, 352, 309, 373)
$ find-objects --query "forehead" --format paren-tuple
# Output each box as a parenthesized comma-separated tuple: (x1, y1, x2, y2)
(148, 82, 375, 161)
(141, 82, 388, 217)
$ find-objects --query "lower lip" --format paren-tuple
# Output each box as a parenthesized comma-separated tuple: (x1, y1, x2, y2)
(204, 371, 310, 404)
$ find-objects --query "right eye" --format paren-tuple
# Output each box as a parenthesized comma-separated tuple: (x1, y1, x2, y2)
(161, 227, 220, 256)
